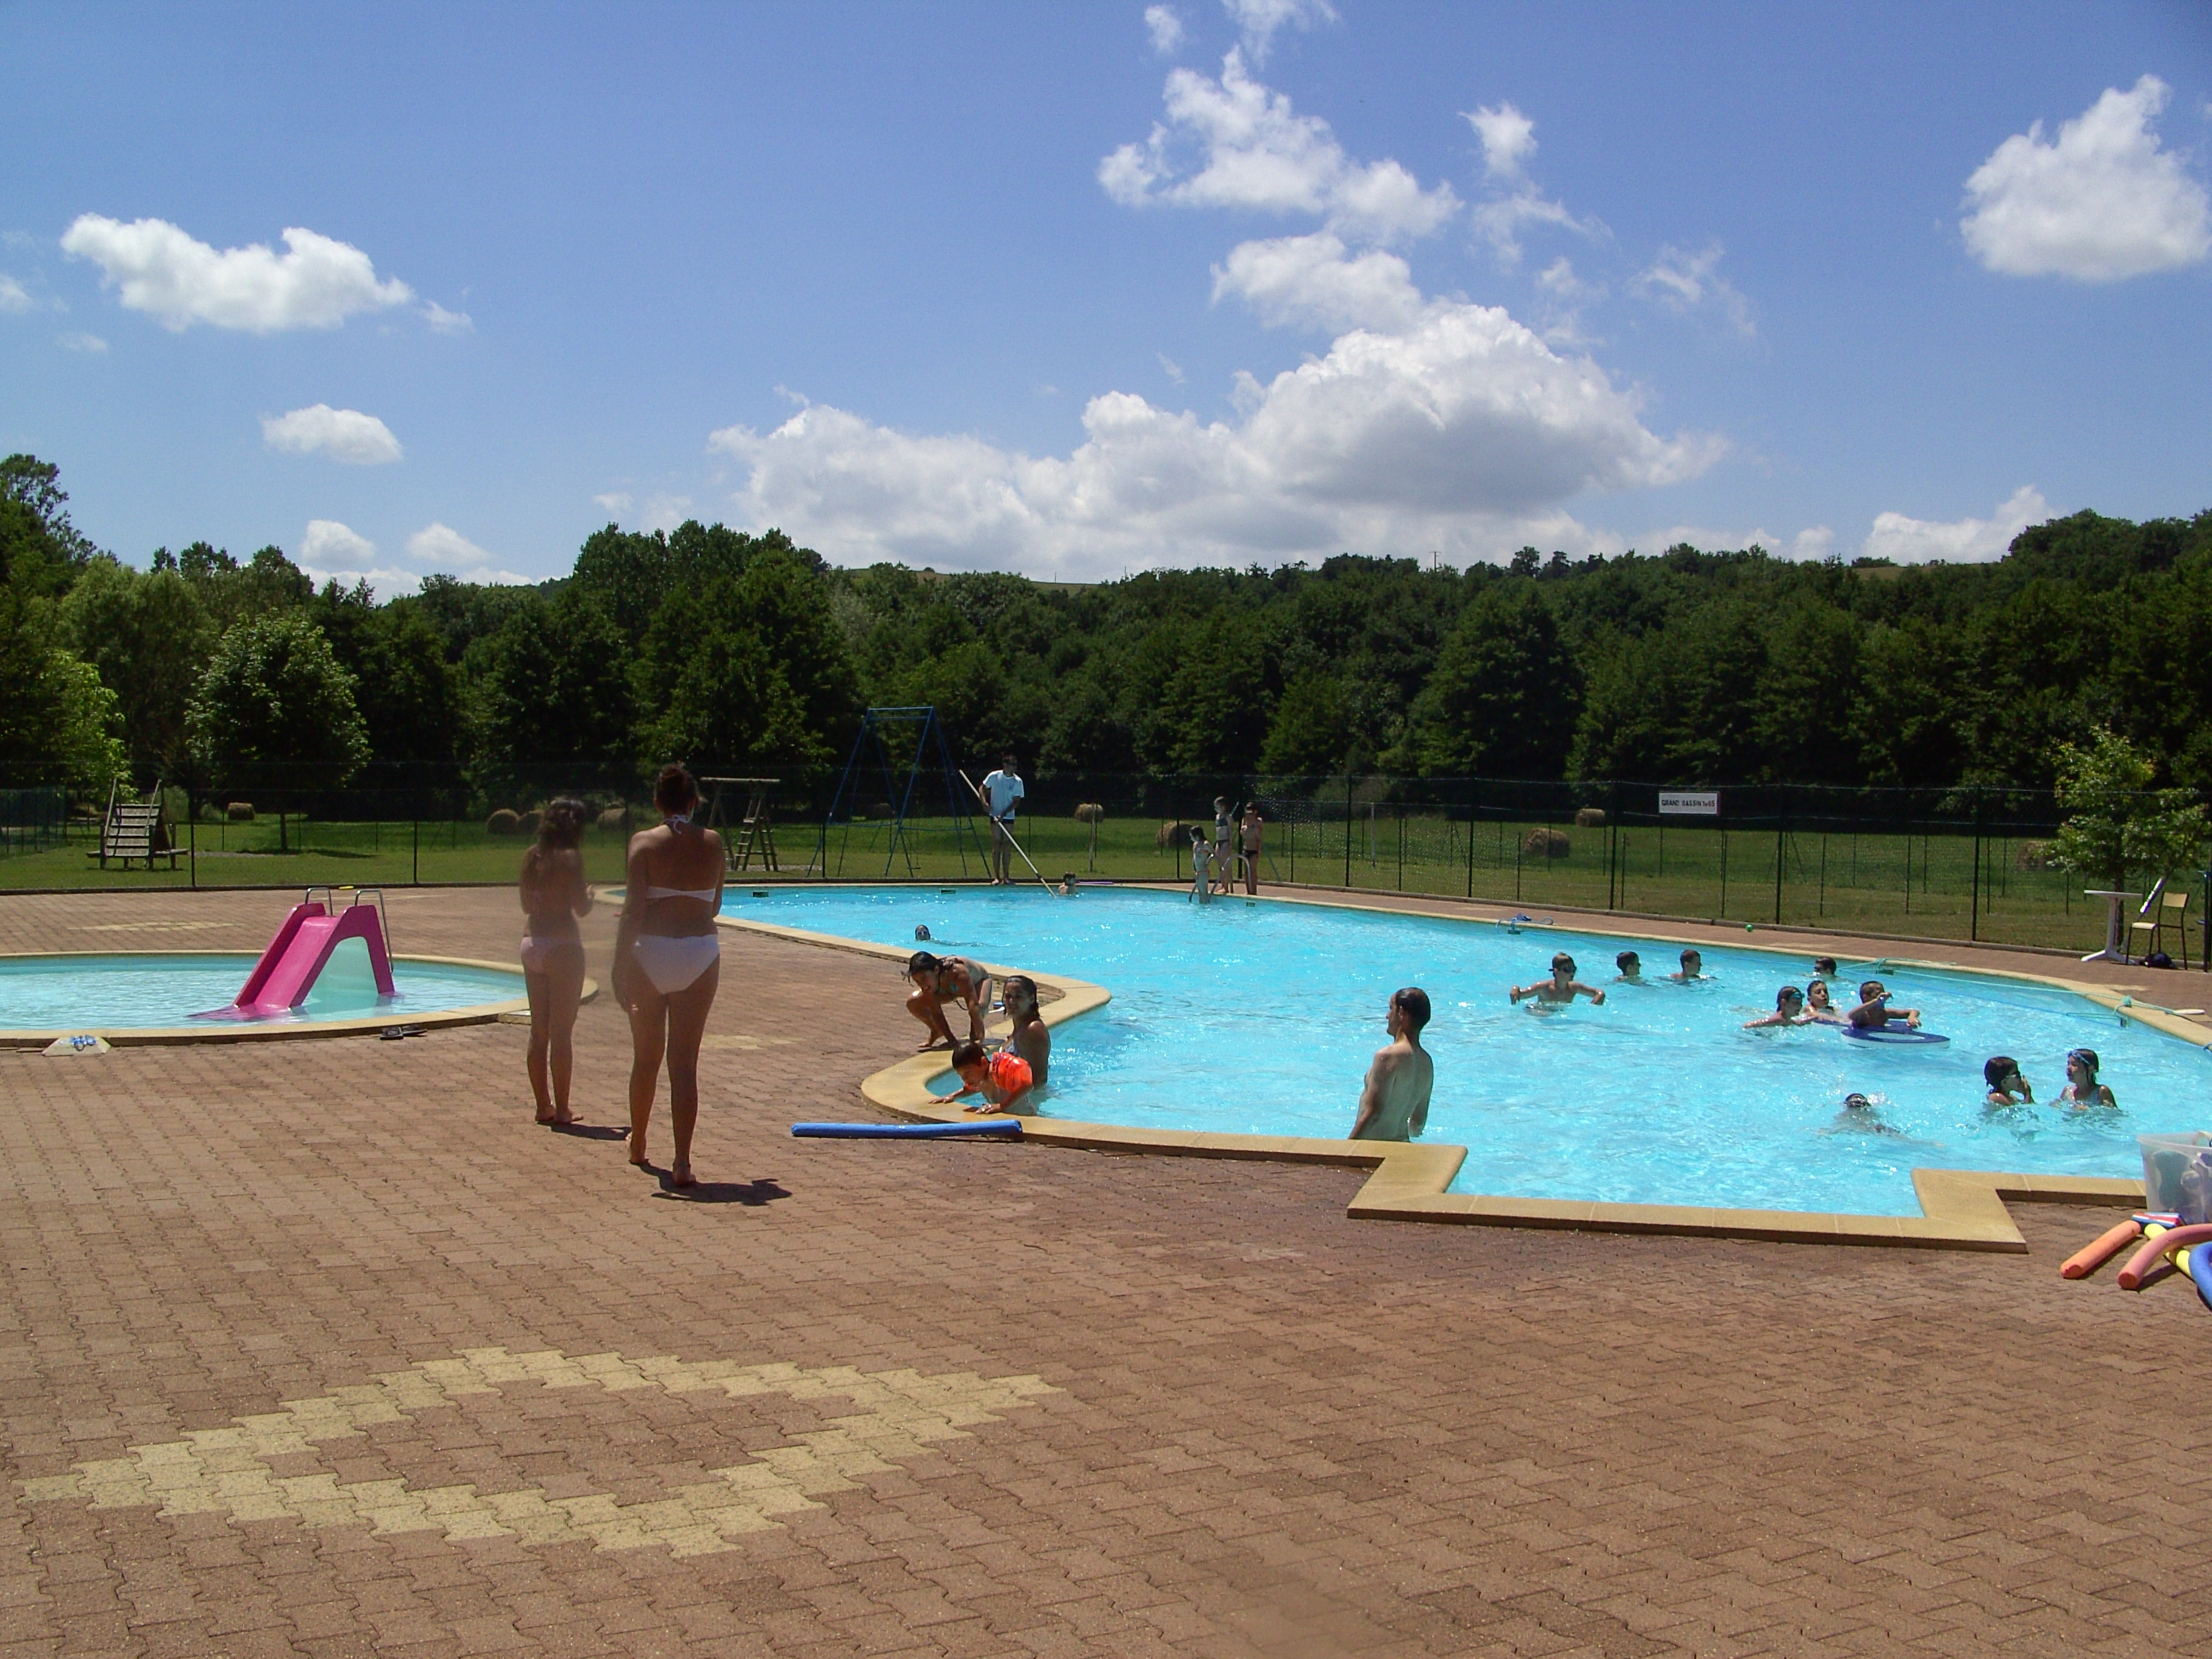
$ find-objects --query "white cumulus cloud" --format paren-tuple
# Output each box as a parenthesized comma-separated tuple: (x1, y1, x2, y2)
(300, 519, 378, 569)
(406, 522, 495, 568)
(1461, 102, 1600, 266)
(261, 404, 403, 466)
(1861, 486, 2049, 565)
(1212, 232, 1425, 332)
(1962, 76, 2211, 280)
(593, 491, 634, 514)
(421, 300, 474, 335)
(1101, 51, 1458, 243)
(1221, 0, 1336, 62)
(0, 275, 32, 313)
(708, 297, 1718, 579)
(297, 520, 421, 596)
(57, 331, 107, 353)
(1144, 5, 1184, 55)
(1632, 242, 1754, 337)
(59, 215, 415, 332)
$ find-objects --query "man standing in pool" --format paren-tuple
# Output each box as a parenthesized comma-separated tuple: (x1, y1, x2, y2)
(1511, 953, 1607, 1006)
(1350, 987, 1433, 1141)
(1670, 948, 1708, 982)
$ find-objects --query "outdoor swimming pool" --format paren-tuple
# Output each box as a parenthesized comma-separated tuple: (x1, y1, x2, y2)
(724, 885, 2211, 1215)
(0, 951, 525, 1036)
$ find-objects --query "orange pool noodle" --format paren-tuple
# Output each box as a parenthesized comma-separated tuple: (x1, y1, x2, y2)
(2119, 1222, 2212, 1291)
(2060, 1218, 2142, 1279)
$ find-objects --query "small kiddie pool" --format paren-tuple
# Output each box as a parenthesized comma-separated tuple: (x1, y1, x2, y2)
(0, 948, 529, 1045)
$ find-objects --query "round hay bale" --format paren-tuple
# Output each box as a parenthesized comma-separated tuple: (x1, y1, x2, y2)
(596, 805, 629, 833)
(2016, 840, 2051, 871)
(1574, 806, 1606, 828)
(1157, 820, 1200, 849)
(865, 800, 896, 820)
(1074, 803, 1105, 824)
(518, 809, 542, 837)
(487, 808, 522, 836)
(1523, 826, 1571, 859)
(225, 802, 255, 822)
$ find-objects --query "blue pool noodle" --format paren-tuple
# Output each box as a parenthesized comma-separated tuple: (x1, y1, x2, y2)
(2190, 1241, 2212, 1311)
(791, 1119, 1022, 1139)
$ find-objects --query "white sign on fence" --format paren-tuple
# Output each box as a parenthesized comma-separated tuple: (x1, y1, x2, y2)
(1658, 791, 1720, 817)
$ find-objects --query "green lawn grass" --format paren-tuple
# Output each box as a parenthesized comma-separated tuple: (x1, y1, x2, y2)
(4, 808, 2191, 961)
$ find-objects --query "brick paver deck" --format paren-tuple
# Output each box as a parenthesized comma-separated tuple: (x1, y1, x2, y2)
(1, 885, 2206, 1658)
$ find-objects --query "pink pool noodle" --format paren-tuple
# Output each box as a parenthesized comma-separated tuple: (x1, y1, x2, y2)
(2060, 1218, 2142, 1280)
(2118, 1222, 2212, 1291)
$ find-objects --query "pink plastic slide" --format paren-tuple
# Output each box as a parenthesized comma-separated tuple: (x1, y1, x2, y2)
(194, 894, 396, 1020)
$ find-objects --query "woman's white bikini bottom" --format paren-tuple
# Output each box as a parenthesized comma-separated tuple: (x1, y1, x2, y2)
(632, 933, 720, 995)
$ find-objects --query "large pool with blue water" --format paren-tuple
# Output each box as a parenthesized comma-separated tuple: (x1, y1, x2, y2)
(0, 950, 523, 1033)
(725, 885, 2211, 1215)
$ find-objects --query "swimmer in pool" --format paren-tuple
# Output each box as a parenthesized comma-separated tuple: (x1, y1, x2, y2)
(1511, 952, 1607, 1007)
(1669, 948, 1707, 982)
(1000, 973, 1049, 1088)
(1744, 985, 1808, 1028)
(1801, 979, 1845, 1024)
(1847, 979, 1920, 1030)
(2058, 1047, 2116, 1107)
(906, 951, 991, 1051)
(1983, 1055, 2033, 1107)
(948, 1039, 1034, 1115)
(1614, 950, 1643, 982)
(1812, 956, 1839, 980)
(1825, 1091, 1904, 1136)
(1349, 987, 1434, 1141)
(914, 924, 932, 942)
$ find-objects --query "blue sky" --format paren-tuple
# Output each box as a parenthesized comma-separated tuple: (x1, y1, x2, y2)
(2, 0, 2207, 591)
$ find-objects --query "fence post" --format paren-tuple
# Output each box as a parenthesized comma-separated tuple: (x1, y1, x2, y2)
(1772, 785, 1786, 925)
(1342, 775, 1353, 890)
(1465, 778, 1476, 900)
(413, 791, 421, 887)
(187, 775, 197, 891)
(1969, 790, 1982, 942)
(1719, 827, 1729, 919)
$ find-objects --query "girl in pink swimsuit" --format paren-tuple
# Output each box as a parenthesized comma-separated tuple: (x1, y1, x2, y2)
(518, 798, 592, 1125)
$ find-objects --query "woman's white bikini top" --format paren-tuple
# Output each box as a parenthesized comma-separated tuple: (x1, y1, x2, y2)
(643, 885, 719, 902)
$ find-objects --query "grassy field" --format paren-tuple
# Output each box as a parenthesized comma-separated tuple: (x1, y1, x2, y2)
(4, 806, 2199, 960)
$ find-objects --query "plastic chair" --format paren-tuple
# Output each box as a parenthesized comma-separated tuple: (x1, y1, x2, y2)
(2132, 886, 2191, 969)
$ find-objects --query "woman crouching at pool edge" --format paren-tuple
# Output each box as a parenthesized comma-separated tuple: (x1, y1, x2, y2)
(613, 763, 725, 1189)
(518, 797, 593, 1125)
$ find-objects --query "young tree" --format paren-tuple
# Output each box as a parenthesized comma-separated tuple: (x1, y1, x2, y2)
(1403, 581, 1578, 779)
(2048, 726, 2208, 893)
(58, 557, 210, 774)
(187, 612, 370, 797)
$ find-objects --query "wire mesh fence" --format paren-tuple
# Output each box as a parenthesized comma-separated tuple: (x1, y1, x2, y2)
(4, 763, 2205, 962)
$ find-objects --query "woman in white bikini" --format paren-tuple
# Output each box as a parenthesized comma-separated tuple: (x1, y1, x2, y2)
(613, 765, 725, 1188)
(517, 797, 593, 1125)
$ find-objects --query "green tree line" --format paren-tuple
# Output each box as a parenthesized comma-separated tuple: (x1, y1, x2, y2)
(5, 451, 2210, 799)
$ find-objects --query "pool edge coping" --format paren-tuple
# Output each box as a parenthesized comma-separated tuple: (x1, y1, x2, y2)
(720, 907, 2154, 1252)
(0, 950, 561, 1047)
